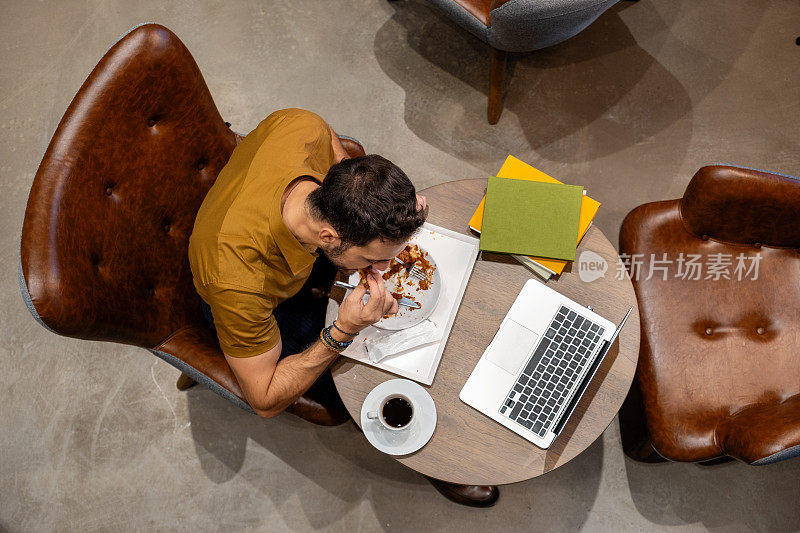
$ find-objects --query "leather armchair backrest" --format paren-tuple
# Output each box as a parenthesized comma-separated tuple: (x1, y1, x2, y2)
(680, 166, 800, 248)
(20, 24, 236, 348)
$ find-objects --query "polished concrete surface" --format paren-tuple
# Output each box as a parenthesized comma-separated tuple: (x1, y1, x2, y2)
(2, 0, 800, 531)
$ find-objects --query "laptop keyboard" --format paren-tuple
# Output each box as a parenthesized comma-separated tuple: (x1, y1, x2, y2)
(499, 306, 605, 438)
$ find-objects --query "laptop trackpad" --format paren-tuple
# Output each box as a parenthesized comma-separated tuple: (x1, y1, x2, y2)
(486, 319, 539, 375)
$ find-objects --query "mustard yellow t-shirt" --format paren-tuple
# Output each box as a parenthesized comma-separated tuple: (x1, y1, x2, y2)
(188, 108, 336, 357)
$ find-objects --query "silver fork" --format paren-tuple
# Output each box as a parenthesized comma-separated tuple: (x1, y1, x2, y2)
(395, 256, 429, 282)
(409, 265, 428, 282)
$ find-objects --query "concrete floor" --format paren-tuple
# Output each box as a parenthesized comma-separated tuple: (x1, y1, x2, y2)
(2, 0, 799, 531)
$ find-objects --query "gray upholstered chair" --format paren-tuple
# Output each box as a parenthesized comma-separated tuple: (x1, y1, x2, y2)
(421, 0, 625, 123)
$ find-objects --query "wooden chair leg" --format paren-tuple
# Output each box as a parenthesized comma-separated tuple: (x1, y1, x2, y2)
(487, 47, 507, 124)
(176, 373, 197, 391)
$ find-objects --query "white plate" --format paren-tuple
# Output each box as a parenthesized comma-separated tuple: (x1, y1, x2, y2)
(347, 246, 441, 331)
(337, 223, 480, 385)
(360, 379, 437, 456)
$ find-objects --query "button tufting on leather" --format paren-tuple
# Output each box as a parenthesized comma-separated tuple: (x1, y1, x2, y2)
(701, 234, 710, 241)
(147, 117, 157, 127)
(148, 288, 156, 297)
(105, 186, 113, 196)
(757, 327, 765, 335)
(163, 223, 171, 233)
(196, 161, 206, 170)
(705, 327, 713, 335)
(754, 242, 762, 248)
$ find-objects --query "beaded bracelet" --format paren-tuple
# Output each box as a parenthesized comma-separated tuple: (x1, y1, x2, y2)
(332, 320, 358, 338)
(324, 325, 352, 348)
(319, 328, 341, 352)
(320, 325, 352, 353)
(321, 331, 349, 353)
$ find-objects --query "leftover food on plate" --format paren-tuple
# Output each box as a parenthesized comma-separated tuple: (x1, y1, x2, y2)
(358, 244, 437, 318)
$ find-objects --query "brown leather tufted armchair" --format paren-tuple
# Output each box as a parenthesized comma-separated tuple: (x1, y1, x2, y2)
(618, 165, 800, 465)
(19, 24, 364, 426)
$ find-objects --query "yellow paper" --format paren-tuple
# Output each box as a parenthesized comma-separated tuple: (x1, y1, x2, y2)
(468, 156, 601, 275)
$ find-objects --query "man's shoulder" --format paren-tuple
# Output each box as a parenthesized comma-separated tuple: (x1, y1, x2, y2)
(253, 108, 329, 142)
(190, 223, 274, 288)
(264, 107, 326, 125)
(215, 232, 274, 291)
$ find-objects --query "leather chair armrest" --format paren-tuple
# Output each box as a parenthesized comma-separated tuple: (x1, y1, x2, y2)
(717, 395, 800, 465)
(152, 325, 350, 425)
(152, 326, 252, 411)
(336, 135, 366, 159)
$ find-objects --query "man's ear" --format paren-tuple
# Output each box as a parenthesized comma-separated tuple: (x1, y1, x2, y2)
(318, 226, 340, 246)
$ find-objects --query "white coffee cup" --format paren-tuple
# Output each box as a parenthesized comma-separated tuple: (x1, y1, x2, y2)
(367, 393, 415, 431)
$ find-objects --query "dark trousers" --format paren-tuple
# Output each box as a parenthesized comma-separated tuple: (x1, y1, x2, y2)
(200, 255, 346, 409)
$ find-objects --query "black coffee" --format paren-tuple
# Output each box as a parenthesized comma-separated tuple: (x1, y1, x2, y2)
(382, 397, 413, 428)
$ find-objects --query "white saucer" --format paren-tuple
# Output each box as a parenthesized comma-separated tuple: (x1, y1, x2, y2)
(360, 379, 437, 456)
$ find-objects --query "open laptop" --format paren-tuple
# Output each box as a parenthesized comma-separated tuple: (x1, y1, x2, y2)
(460, 279, 632, 449)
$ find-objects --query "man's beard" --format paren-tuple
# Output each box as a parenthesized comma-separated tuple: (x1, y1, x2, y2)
(319, 241, 354, 272)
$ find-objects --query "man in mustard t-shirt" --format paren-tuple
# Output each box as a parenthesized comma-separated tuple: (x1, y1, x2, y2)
(188, 109, 498, 507)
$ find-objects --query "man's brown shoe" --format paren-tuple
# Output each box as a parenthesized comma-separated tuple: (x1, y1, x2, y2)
(426, 477, 499, 507)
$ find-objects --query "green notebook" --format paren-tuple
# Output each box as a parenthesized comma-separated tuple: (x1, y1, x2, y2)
(479, 177, 583, 261)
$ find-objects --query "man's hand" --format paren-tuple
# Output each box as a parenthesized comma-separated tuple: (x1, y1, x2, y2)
(337, 271, 399, 333)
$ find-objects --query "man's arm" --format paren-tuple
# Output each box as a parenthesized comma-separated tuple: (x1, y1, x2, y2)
(224, 333, 342, 418)
(224, 270, 398, 418)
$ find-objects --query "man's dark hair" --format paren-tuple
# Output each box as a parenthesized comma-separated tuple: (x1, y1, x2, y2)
(306, 154, 426, 247)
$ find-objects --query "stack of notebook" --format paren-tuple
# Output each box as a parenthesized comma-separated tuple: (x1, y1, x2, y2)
(469, 156, 601, 280)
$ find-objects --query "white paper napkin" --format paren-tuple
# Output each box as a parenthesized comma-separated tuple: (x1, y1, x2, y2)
(364, 319, 440, 363)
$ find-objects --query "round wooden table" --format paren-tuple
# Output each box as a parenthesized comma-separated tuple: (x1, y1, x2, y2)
(331, 178, 640, 486)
